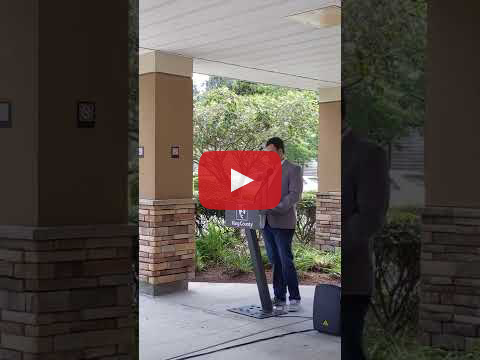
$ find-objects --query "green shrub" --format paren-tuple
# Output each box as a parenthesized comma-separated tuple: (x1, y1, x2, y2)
(195, 218, 236, 268)
(301, 190, 317, 202)
(371, 208, 421, 335)
(261, 249, 270, 269)
(194, 198, 225, 235)
(316, 247, 342, 276)
(193, 194, 341, 279)
(293, 243, 341, 276)
(295, 192, 317, 244)
(193, 175, 199, 192)
(195, 217, 255, 275)
(195, 253, 206, 273)
(195, 219, 340, 278)
(292, 243, 318, 272)
(365, 322, 480, 360)
(223, 245, 252, 275)
(195, 192, 318, 246)
(128, 204, 139, 225)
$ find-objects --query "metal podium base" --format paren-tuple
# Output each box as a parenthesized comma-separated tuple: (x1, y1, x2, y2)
(223, 224, 284, 320)
(228, 305, 288, 319)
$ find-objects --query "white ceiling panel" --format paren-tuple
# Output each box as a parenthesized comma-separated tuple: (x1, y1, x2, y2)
(140, 0, 341, 90)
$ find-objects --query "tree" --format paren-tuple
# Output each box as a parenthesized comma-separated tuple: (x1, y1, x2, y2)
(342, 0, 427, 147)
(128, 0, 139, 221)
(204, 76, 233, 92)
(193, 85, 318, 167)
(128, 0, 139, 152)
(203, 76, 290, 97)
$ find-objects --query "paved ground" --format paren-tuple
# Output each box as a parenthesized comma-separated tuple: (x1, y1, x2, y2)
(140, 282, 340, 360)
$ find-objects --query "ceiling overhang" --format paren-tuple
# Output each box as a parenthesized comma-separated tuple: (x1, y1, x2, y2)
(140, 0, 341, 90)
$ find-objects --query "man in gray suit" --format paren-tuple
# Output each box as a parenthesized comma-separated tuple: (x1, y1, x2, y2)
(342, 91, 390, 359)
(260, 137, 303, 311)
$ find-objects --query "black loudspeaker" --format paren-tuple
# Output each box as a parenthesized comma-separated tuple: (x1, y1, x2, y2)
(313, 284, 341, 336)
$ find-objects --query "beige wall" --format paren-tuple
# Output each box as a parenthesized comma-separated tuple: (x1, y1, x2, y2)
(318, 101, 341, 193)
(0, 1, 39, 225)
(0, 0, 129, 226)
(425, 1, 480, 208)
(139, 74, 157, 200)
(139, 72, 193, 200)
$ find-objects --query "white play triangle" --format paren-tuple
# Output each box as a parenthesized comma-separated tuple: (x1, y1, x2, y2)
(231, 169, 254, 192)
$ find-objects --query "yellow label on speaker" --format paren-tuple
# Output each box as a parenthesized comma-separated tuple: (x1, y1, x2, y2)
(322, 320, 329, 327)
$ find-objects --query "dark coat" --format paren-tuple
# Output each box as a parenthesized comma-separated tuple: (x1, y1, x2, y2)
(342, 130, 390, 295)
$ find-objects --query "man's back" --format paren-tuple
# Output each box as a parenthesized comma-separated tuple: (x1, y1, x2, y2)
(342, 130, 389, 295)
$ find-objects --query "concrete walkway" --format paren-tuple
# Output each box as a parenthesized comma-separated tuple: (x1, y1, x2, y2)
(140, 282, 340, 360)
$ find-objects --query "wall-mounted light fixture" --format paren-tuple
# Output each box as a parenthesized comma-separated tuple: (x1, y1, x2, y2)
(171, 145, 180, 159)
(287, 6, 341, 29)
(77, 101, 96, 128)
(0, 101, 12, 128)
(138, 146, 144, 158)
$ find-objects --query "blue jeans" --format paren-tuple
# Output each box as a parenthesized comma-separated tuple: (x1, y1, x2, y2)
(262, 221, 300, 301)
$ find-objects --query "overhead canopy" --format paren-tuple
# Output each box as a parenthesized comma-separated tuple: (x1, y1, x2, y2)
(140, 0, 341, 91)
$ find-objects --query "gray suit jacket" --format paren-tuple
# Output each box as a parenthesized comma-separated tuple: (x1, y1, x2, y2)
(264, 160, 303, 229)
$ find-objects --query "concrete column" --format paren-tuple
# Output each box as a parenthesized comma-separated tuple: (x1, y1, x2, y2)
(420, 2, 480, 351)
(0, 1, 135, 359)
(315, 88, 341, 251)
(138, 51, 195, 296)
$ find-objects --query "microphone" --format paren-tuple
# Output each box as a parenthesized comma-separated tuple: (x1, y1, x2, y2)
(260, 168, 273, 182)
(255, 168, 274, 208)
(257, 168, 273, 196)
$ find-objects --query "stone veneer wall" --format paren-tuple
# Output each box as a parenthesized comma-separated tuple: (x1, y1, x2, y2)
(315, 192, 341, 251)
(138, 199, 195, 296)
(420, 207, 480, 351)
(0, 225, 135, 360)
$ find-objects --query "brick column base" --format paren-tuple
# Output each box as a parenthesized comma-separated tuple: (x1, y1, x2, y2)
(0, 224, 136, 360)
(420, 207, 480, 351)
(315, 191, 341, 251)
(138, 199, 195, 296)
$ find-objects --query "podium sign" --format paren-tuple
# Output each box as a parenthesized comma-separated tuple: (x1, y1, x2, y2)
(225, 209, 263, 230)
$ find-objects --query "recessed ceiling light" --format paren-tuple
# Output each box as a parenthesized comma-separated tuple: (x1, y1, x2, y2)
(287, 6, 341, 29)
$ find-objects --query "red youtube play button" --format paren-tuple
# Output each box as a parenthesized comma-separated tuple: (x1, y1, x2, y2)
(198, 151, 282, 210)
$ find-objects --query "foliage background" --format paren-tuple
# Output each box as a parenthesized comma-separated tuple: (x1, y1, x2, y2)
(128, 1, 139, 359)
(128, 0, 139, 225)
(342, 0, 426, 150)
(194, 78, 319, 167)
(194, 197, 341, 279)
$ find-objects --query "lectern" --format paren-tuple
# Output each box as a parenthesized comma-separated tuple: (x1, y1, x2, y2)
(225, 209, 287, 318)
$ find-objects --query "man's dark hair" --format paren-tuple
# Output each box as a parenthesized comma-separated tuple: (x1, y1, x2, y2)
(266, 137, 285, 153)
